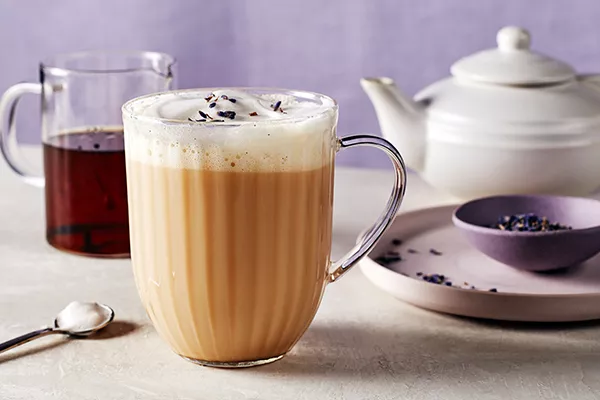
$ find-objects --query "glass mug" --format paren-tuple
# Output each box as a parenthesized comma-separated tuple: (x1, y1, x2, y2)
(0, 51, 176, 257)
(122, 88, 406, 367)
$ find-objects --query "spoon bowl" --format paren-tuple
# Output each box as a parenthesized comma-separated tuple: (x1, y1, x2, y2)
(452, 195, 600, 272)
(54, 303, 115, 337)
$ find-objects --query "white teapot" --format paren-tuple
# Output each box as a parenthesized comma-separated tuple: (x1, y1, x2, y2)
(362, 26, 600, 199)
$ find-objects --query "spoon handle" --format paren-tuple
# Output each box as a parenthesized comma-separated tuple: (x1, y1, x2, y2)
(0, 327, 56, 354)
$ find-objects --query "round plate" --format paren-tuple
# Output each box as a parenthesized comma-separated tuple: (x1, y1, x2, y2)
(360, 205, 600, 322)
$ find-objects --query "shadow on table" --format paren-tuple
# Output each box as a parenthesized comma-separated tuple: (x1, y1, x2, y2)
(88, 320, 140, 340)
(252, 311, 600, 378)
(455, 315, 600, 331)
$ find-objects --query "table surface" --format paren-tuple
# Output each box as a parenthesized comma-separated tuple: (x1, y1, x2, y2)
(3, 149, 600, 400)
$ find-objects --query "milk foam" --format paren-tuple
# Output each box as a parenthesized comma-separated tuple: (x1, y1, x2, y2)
(123, 89, 337, 172)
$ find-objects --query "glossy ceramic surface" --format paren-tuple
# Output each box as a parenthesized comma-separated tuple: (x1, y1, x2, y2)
(453, 195, 600, 271)
(361, 26, 600, 199)
(360, 205, 600, 322)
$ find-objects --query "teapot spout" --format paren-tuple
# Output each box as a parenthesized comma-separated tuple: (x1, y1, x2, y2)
(361, 77, 426, 172)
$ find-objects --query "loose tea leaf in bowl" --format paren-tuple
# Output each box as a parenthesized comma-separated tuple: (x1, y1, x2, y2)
(491, 213, 572, 232)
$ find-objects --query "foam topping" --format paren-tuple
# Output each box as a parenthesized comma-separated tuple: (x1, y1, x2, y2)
(123, 89, 338, 172)
(130, 89, 332, 123)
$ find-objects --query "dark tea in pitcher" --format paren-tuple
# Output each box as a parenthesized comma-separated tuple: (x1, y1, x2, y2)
(43, 128, 129, 257)
(0, 51, 175, 257)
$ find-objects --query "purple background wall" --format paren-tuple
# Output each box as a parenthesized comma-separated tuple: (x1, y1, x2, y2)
(1, 0, 599, 168)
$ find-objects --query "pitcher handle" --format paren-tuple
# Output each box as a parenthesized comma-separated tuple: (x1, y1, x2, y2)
(0, 82, 44, 187)
(328, 134, 407, 283)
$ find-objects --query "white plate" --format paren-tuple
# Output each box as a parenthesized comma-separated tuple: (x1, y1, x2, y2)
(360, 205, 600, 322)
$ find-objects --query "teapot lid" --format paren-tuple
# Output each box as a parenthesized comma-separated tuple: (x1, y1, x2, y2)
(450, 26, 575, 85)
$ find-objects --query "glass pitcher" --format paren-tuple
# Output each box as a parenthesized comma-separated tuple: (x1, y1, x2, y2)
(0, 50, 176, 257)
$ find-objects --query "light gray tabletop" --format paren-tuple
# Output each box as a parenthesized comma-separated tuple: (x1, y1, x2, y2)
(2, 149, 600, 400)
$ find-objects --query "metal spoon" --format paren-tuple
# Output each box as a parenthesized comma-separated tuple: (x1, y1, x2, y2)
(0, 302, 115, 354)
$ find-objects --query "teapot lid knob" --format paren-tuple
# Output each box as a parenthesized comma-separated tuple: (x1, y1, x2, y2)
(497, 26, 531, 51)
(451, 26, 575, 85)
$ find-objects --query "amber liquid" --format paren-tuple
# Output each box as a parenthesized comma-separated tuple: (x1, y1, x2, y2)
(127, 160, 335, 362)
(44, 129, 129, 257)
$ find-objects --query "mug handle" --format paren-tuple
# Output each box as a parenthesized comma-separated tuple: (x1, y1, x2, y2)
(328, 134, 407, 283)
(0, 82, 44, 187)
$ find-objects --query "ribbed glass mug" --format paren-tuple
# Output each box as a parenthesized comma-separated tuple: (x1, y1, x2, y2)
(0, 51, 176, 257)
(122, 88, 406, 367)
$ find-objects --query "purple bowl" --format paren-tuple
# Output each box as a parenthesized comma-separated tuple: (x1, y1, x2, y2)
(452, 195, 600, 272)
